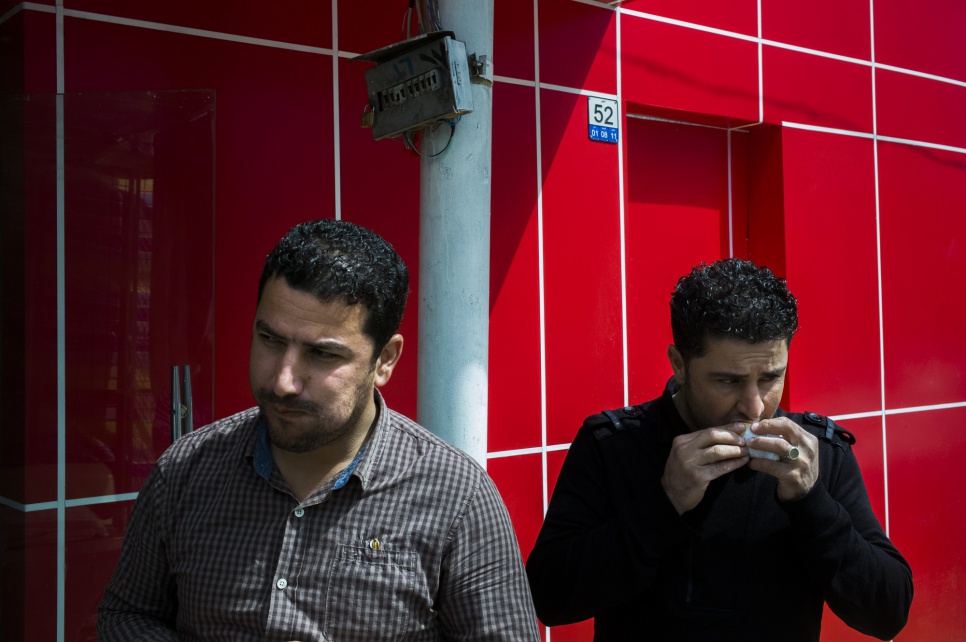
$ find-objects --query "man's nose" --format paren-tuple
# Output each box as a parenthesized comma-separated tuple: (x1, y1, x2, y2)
(273, 352, 304, 397)
(737, 383, 765, 420)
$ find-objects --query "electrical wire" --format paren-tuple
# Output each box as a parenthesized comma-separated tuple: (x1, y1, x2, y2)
(414, 0, 425, 35)
(403, 120, 457, 158)
(426, 0, 442, 32)
(402, 3, 412, 39)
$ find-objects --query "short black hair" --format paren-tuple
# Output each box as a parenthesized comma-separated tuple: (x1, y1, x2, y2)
(258, 219, 409, 352)
(670, 258, 798, 363)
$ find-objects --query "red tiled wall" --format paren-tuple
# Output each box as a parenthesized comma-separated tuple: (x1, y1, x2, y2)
(4, 0, 965, 639)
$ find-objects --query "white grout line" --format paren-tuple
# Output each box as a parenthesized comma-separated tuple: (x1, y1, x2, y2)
(2, 493, 141, 513)
(56, 3, 66, 635)
(875, 134, 966, 155)
(533, 0, 549, 520)
(868, 0, 891, 539)
(756, 0, 764, 124)
(570, 0, 621, 10)
(58, 8, 335, 55)
(727, 130, 734, 256)
(620, 7, 760, 44)
(493, 74, 537, 88)
(781, 121, 876, 139)
(55, 2, 63, 93)
(616, 9, 629, 407)
(876, 62, 966, 89)
(783, 121, 966, 155)
(13, 4, 960, 155)
(332, 0, 341, 220)
(627, 112, 750, 132)
(12, 1, 963, 92)
(539, 81, 617, 99)
(533, 3, 550, 640)
(0, 4, 18, 25)
(487, 444, 569, 459)
(67, 492, 140, 507)
(56, 89, 66, 642)
(4, 392, 965, 513)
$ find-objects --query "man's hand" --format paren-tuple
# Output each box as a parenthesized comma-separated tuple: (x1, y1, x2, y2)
(746, 417, 819, 501)
(662, 423, 749, 515)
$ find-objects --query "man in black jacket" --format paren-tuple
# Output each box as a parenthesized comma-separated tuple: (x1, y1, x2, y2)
(526, 258, 912, 641)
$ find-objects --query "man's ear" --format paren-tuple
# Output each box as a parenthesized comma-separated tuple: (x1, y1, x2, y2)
(667, 344, 686, 385)
(374, 334, 404, 388)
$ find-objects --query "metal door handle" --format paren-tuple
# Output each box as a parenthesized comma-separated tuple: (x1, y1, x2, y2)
(170, 365, 194, 443)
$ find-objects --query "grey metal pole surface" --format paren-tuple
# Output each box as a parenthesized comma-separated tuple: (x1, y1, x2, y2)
(417, 0, 494, 466)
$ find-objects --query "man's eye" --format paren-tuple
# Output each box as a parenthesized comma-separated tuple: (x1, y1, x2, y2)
(260, 334, 282, 345)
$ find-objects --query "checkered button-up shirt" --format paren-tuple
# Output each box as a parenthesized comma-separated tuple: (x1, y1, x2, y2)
(98, 393, 540, 641)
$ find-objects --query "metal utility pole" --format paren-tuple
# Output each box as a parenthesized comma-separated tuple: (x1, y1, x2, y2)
(417, 0, 494, 466)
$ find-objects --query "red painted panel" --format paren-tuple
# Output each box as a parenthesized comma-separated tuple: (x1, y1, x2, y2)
(62, 90, 216, 499)
(3, 9, 59, 95)
(23, 10, 58, 94)
(624, 117, 733, 403)
(762, 46, 873, 133)
(0, 95, 59, 504)
(875, 1, 966, 83)
(760, 0, 871, 60)
(337, 58, 421, 421)
(888, 406, 966, 640)
(878, 141, 966, 409)
(876, 68, 966, 150)
(781, 128, 881, 416)
(537, 0, 616, 94)
(337, 0, 405, 56)
(821, 602, 886, 642)
(489, 82, 541, 453)
(550, 619, 595, 641)
(65, 502, 129, 640)
(488, 454, 544, 558)
(830, 416, 886, 525)
(746, 126, 786, 275)
(495, 0, 535, 81)
(546, 447, 569, 497)
(0, 14, 25, 93)
(621, 16, 759, 124)
(0, 507, 58, 641)
(621, 0, 757, 37)
(64, 18, 337, 420)
(539, 89, 623, 445)
(0, 0, 28, 19)
(66, 0, 332, 48)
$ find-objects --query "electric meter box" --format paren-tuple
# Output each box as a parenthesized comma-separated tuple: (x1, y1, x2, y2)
(354, 31, 474, 140)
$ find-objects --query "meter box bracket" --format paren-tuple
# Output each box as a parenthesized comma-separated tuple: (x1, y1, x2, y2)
(354, 31, 474, 140)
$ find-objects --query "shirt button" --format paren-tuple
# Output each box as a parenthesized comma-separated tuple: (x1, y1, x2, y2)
(276, 578, 288, 590)
(294, 508, 305, 518)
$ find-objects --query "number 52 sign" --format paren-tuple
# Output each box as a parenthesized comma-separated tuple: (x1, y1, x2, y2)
(588, 96, 619, 144)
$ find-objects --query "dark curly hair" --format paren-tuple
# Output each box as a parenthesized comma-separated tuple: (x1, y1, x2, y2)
(670, 258, 798, 363)
(258, 219, 409, 354)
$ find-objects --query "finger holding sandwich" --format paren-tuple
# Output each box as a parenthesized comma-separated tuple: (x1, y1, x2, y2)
(743, 417, 819, 501)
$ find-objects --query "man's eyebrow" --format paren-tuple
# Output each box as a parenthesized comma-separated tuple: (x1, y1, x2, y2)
(707, 366, 787, 378)
(254, 319, 349, 352)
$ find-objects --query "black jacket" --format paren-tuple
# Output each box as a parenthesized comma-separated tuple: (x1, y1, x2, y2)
(526, 383, 913, 641)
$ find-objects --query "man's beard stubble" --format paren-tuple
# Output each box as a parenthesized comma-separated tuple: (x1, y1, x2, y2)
(253, 378, 373, 454)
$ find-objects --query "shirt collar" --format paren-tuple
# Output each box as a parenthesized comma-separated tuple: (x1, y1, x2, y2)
(352, 389, 390, 491)
(656, 376, 692, 444)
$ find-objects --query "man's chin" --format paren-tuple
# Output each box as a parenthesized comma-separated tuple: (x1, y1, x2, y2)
(266, 424, 326, 454)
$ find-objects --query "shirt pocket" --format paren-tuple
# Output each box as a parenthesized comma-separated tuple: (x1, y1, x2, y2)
(324, 543, 421, 641)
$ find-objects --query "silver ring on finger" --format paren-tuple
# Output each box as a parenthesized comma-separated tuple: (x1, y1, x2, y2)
(780, 445, 800, 462)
